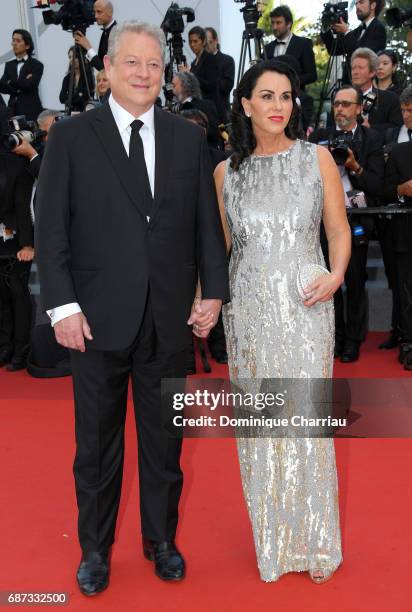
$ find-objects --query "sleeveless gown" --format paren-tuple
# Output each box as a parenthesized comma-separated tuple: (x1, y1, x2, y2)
(222, 140, 343, 582)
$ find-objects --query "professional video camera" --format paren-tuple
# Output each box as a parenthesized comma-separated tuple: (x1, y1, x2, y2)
(328, 130, 355, 165)
(33, 0, 95, 33)
(386, 6, 412, 28)
(161, 2, 195, 36)
(0, 116, 45, 152)
(161, 3, 195, 104)
(321, 1, 349, 30)
(234, 0, 262, 32)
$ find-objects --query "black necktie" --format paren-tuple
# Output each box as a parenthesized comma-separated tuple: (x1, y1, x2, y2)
(16, 58, 25, 63)
(274, 40, 286, 45)
(358, 23, 367, 40)
(129, 120, 153, 218)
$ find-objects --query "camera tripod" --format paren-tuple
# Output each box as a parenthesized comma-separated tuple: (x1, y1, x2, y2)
(315, 34, 348, 128)
(163, 34, 187, 107)
(65, 41, 93, 115)
(237, 27, 267, 86)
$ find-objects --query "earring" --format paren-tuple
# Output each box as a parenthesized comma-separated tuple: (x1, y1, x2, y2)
(246, 112, 251, 118)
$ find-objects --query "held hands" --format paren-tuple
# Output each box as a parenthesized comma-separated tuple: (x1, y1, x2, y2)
(331, 17, 349, 34)
(54, 312, 93, 352)
(187, 298, 222, 338)
(74, 31, 91, 51)
(302, 272, 343, 308)
(17, 246, 34, 262)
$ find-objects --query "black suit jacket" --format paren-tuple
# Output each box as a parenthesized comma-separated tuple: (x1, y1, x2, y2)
(89, 21, 117, 71)
(0, 152, 33, 251)
(265, 34, 317, 88)
(214, 50, 235, 121)
(191, 51, 220, 110)
(180, 97, 220, 146)
(367, 88, 403, 134)
(384, 141, 412, 252)
(0, 57, 43, 121)
(59, 69, 95, 112)
(35, 103, 229, 351)
(322, 18, 386, 59)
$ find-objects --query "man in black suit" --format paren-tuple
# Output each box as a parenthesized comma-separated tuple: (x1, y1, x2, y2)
(74, 0, 117, 72)
(35, 21, 229, 595)
(264, 5, 317, 89)
(0, 30, 43, 121)
(322, 0, 386, 66)
(351, 47, 403, 134)
(310, 85, 384, 362)
(205, 27, 235, 123)
(0, 150, 34, 370)
(384, 141, 412, 370)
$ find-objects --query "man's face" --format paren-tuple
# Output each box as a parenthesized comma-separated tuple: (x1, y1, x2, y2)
(351, 57, 374, 90)
(94, 0, 112, 26)
(104, 32, 164, 116)
(172, 75, 183, 101)
(401, 103, 412, 130)
(189, 34, 204, 56)
(356, 0, 375, 21)
(206, 30, 218, 54)
(12, 33, 29, 57)
(333, 89, 361, 130)
(271, 16, 291, 39)
(39, 116, 57, 142)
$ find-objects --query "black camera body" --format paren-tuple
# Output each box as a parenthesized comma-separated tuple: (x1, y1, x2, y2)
(0, 116, 45, 152)
(321, 1, 349, 30)
(386, 7, 412, 28)
(36, 0, 95, 33)
(362, 91, 377, 116)
(161, 2, 195, 36)
(328, 130, 354, 165)
(234, 0, 261, 31)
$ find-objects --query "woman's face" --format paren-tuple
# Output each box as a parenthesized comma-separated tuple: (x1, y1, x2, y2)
(97, 71, 110, 95)
(242, 71, 294, 138)
(69, 50, 80, 70)
(189, 34, 205, 56)
(377, 54, 396, 81)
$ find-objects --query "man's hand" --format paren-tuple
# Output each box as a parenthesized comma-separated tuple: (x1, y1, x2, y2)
(13, 140, 37, 159)
(398, 179, 412, 198)
(17, 246, 34, 262)
(362, 117, 370, 129)
(332, 17, 349, 34)
(54, 312, 93, 352)
(187, 298, 222, 338)
(178, 63, 190, 73)
(344, 148, 360, 173)
(74, 31, 92, 51)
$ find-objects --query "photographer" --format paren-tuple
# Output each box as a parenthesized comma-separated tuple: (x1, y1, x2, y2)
(0, 30, 43, 122)
(74, 0, 117, 72)
(0, 145, 34, 371)
(264, 5, 317, 89)
(351, 48, 403, 134)
(310, 85, 385, 362)
(59, 46, 95, 112)
(322, 0, 386, 63)
(205, 27, 235, 123)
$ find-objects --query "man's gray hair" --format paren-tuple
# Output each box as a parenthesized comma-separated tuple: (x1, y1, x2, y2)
(107, 20, 166, 63)
(400, 85, 412, 106)
(94, 0, 113, 12)
(351, 47, 379, 73)
(175, 72, 202, 100)
(37, 109, 62, 125)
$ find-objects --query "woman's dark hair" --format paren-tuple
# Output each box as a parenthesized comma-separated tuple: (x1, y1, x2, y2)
(180, 109, 209, 131)
(229, 60, 301, 171)
(377, 48, 398, 67)
(188, 26, 206, 43)
(12, 29, 34, 56)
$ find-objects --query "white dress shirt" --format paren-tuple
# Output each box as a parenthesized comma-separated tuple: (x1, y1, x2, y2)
(16, 55, 29, 76)
(86, 20, 116, 62)
(48, 94, 156, 327)
(398, 125, 410, 144)
(273, 32, 293, 57)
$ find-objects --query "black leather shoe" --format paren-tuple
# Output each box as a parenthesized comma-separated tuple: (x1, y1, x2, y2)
(404, 351, 412, 371)
(6, 345, 29, 371)
(379, 333, 400, 350)
(0, 348, 12, 368)
(399, 343, 412, 365)
(340, 342, 360, 363)
(143, 539, 185, 581)
(76, 550, 110, 596)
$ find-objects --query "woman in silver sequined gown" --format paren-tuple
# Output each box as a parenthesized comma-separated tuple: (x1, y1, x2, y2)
(214, 61, 351, 583)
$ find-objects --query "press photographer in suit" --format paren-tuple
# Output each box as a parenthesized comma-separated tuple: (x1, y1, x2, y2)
(0, 30, 43, 122)
(35, 21, 229, 595)
(264, 5, 317, 89)
(74, 0, 117, 72)
(322, 0, 386, 63)
(205, 27, 235, 123)
(310, 85, 384, 362)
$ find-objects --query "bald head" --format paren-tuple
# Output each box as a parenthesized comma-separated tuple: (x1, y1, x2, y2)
(94, 0, 113, 27)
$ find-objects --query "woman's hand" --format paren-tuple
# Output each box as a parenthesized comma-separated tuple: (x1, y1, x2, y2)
(302, 272, 343, 308)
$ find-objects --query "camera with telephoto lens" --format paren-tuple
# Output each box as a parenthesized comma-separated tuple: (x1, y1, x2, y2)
(33, 0, 95, 33)
(328, 130, 354, 165)
(386, 7, 412, 28)
(0, 116, 45, 152)
(321, 1, 349, 30)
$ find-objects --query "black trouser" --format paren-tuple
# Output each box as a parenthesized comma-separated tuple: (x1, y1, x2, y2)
(396, 251, 412, 343)
(208, 312, 227, 355)
(375, 216, 400, 335)
(70, 297, 187, 552)
(0, 257, 32, 352)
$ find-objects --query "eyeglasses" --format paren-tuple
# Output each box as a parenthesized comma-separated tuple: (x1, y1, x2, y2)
(332, 100, 360, 109)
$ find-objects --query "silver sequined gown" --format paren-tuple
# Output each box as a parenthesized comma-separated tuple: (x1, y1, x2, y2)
(222, 140, 343, 582)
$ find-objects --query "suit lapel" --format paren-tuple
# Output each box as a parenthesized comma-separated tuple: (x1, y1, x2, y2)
(285, 34, 297, 56)
(150, 106, 174, 225)
(89, 103, 149, 221)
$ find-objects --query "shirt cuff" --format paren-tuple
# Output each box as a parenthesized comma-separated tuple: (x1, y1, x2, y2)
(47, 303, 82, 327)
(86, 48, 97, 61)
(30, 153, 39, 162)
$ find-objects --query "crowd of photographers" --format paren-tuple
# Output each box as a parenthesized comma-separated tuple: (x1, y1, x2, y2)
(0, 0, 412, 375)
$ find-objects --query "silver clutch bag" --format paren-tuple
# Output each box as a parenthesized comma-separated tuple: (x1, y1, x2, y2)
(297, 263, 330, 300)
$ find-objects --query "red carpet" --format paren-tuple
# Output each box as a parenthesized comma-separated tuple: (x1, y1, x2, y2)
(1, 332, 411, 611)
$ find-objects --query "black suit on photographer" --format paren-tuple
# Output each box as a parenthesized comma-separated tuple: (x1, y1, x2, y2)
(310, 85, 384, 362)
(74, 0, 117, 72)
